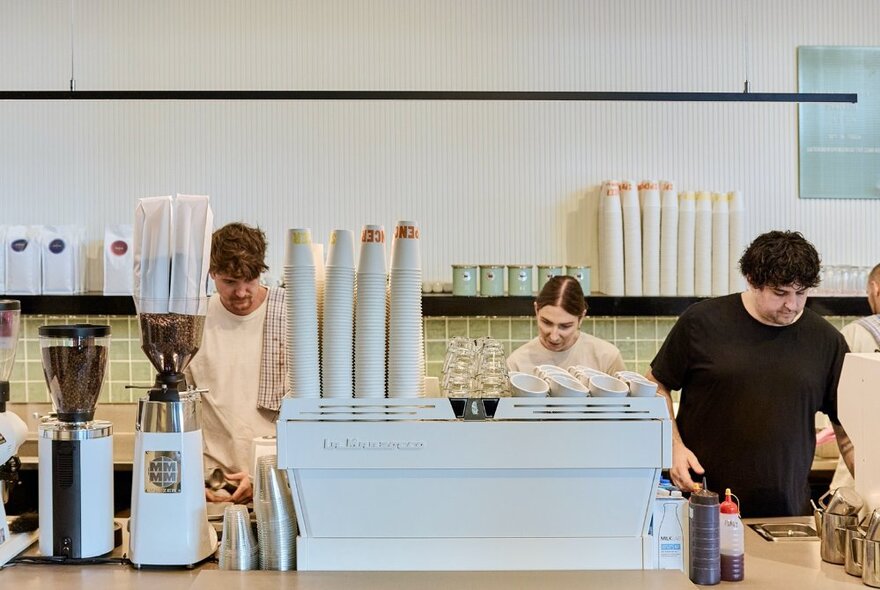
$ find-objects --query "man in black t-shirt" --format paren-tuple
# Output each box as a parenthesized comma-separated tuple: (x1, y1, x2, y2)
(647, 230, 855, 517)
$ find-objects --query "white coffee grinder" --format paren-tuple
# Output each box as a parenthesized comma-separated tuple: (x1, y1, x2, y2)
(0, 300, 29, 565)
(128, 299, 217, 567)
(37, 323, 115, 558)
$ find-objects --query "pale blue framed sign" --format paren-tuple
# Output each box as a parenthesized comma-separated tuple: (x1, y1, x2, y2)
(798, 46, 880, 199)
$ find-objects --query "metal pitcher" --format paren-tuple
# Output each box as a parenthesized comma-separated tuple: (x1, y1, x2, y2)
(814, 504, 859, 564)
(844, 524, 865, 577)
(863, 539, 880, 588)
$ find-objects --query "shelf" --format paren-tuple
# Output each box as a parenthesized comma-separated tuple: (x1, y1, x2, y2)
(4, 293, 870, 318)
(424, 294, 871, 317)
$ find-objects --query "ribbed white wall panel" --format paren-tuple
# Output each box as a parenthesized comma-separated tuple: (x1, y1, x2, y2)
(1, 0, 878, 283)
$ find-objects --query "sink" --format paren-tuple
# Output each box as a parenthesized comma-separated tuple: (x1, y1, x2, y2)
(750, 522, 818, 542)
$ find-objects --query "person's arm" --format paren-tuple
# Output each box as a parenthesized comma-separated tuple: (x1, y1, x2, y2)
(645, 368, 704, 492)
(832, 422, 855, 477)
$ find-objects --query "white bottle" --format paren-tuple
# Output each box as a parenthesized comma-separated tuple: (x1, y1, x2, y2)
(658, 499, 685, 570)
(720, 488, 745, 581)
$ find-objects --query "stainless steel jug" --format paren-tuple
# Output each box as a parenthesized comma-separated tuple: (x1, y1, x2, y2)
(863, 539, 880, 588)
(815, 505, 859, 564)
(844, 524, 865, 577)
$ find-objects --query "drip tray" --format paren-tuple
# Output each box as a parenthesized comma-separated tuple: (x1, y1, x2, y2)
(750, 522, 818, 542)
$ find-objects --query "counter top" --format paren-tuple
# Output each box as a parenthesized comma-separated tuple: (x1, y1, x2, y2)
(5, 293, 870, 317)
(0, 516, 866, 589)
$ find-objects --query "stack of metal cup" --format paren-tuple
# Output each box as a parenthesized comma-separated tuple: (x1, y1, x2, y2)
(254, 454, 297, 570)
(218, 504, 259, 570)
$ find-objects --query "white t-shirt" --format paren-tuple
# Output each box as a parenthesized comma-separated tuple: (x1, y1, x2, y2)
(186, 291, 277, 474)
(506, 331, 626, 375)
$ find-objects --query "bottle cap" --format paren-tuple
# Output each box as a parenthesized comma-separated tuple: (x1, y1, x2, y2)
(720, 488, 740, 514)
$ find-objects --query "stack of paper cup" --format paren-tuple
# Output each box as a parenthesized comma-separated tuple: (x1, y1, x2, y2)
(659, 181, 679, 296)
(621, 181, 643, 296)
(354, 225, 388, 398)
(387, 220, 425, 397)
(640, 180, 661, 296)
(601, 185, 625, 296)
(284, 228, 320, 398)
(312, 243, 325, 392)
(322, 229, 355, 398)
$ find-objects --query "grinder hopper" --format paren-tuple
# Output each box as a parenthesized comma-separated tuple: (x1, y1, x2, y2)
(135, 297, 207, 401)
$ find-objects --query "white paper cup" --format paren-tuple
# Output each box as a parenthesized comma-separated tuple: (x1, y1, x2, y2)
(284, 228, 314, 267)
(390, 220, 421, 270)
(326, 229, 355, 268)
(358, 225, 387, 275)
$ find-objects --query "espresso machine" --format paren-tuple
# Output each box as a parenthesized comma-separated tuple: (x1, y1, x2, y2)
(128, 299, 217, 567)
(0, 300, 30, 566)
(37, 324, 115, 558)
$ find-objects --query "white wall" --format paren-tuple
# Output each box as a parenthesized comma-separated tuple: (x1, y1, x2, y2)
(1, 0, 878, 284)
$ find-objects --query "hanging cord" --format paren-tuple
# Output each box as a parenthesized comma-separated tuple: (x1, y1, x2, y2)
(742, 3, 751, 93)
(69, 0, 75, 91)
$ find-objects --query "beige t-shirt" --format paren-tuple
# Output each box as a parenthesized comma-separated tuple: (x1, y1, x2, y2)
(506, 331, 626, 375)
(186, 292, 277, 475)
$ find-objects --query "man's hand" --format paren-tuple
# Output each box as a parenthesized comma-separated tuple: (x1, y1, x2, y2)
(671, 440, 705, 492)
(226, 471, 253, 504)
(205, 487, 228, 503)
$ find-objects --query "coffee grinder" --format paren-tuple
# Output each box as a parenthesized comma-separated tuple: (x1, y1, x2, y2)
(0, 300, 29, 565)
(37, 324, 114, 558)
(128, 298, 217, 567)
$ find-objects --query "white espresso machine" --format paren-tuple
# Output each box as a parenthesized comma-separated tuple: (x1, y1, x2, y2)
(0, 299, 30, 566)
(838, 352, 880, 510)
(127, 300, 217, 567)
(37, 323, 115, 559)
(278, 396, 672, 571)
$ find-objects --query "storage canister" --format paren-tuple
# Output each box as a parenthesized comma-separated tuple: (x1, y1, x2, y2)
(507, 265, 533, 296)
(567, 266, 592, 294)
(479, 265, 505, 297)
(537, 265, 564, 289)
(452, 265, 478, 296)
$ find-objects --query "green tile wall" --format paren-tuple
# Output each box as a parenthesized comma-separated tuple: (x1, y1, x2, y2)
(9, 313, 859, 403)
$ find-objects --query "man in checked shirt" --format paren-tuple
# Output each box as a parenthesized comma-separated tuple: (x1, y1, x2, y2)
(186, 222, 288, 504)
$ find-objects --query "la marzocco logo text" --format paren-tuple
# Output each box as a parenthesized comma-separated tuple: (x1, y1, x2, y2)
(323, 438, 424, 450)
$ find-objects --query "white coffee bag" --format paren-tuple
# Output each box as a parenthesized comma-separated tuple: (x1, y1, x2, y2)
(133, 196, 173, 313)
(103, 225, 134, 295)
(5, 225, 42, 295)
(0, 225, 6, 294)
(41, 225, 80, 294)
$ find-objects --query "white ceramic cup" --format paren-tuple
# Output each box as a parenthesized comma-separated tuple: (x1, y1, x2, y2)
(627, 377, 659, 397)
(547, 373, 589, 397)
(509, 372, 550, 397)
(588, 374, 630, 397)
